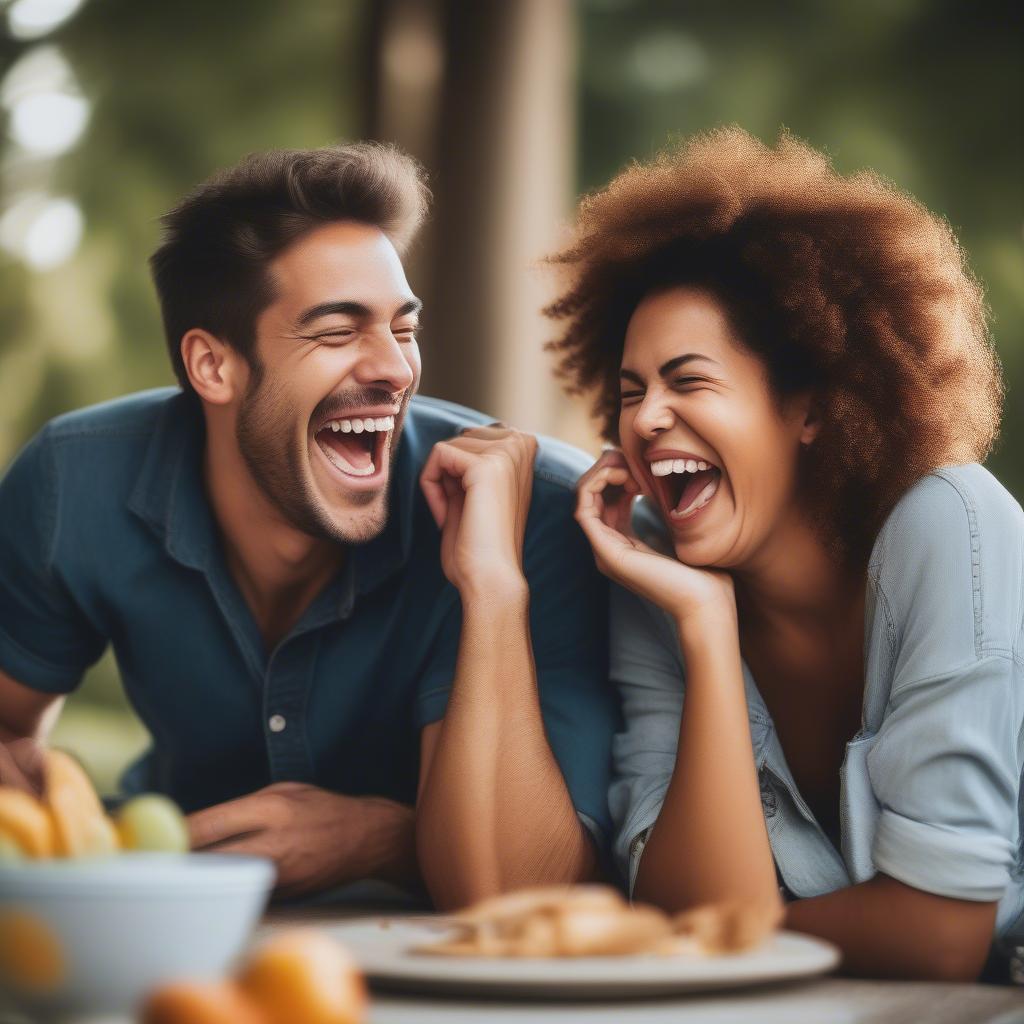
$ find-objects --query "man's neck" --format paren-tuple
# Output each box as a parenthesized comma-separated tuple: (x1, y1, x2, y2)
(202, 422, 344, 651)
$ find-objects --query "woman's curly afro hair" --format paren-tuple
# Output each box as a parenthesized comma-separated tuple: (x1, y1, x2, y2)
(545, 127, 1003, 563)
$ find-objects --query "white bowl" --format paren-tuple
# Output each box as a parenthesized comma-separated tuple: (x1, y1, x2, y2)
(0, 852, 274, 1019)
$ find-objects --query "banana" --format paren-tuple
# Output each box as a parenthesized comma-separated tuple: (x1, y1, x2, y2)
(42, 750, 119, 858)
(0, 787, 56, 858)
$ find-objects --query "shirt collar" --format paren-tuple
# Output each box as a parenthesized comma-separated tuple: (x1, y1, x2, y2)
(127, 390, 217, 572)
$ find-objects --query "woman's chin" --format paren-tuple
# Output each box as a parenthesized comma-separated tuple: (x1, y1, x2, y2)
(673, 540, 714, 567)
(669, 524, 733, 569)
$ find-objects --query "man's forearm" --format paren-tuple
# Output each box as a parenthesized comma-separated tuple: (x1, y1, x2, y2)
(0, 672, 58, 793)
(189, 784, 421, 898)
(346, 796, 420, 887)
(0, 670, 62, 744)
(416, 578, 598, 910)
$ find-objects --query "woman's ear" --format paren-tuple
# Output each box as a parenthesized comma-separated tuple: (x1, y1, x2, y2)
(799, 395, 822, 446)
(180, 329, 241, 405)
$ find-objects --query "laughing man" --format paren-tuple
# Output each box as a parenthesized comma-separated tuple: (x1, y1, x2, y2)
(0, 144, 617, 906)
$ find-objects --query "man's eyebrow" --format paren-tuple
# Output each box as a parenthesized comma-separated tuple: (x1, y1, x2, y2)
(618, 353, 720, 386)
(295, 297, 422, 329)
(395, 298, 423, 318)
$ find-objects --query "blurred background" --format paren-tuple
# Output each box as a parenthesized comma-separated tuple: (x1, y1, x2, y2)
(0, 0, 1020, 792)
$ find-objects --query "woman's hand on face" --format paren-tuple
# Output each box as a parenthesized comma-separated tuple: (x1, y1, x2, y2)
(575, 449, 737, 637)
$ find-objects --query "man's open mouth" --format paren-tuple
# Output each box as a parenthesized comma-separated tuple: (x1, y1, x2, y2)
(314, 414, 395, 480)
(648, 455, 722, 521)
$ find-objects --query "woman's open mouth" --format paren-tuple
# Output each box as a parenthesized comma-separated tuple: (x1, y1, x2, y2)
(314, 414, 394, 484)
(648, 454, 721, 523)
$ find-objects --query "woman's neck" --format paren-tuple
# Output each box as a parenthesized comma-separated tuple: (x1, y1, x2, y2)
(732, 513, 864, 637)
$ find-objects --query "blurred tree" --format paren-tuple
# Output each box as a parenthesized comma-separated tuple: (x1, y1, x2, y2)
(364, 0, 583, 443)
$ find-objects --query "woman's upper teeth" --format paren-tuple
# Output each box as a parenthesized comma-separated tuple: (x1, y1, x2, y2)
(327, 415, 395, 434)
(650, 458, 711, 477)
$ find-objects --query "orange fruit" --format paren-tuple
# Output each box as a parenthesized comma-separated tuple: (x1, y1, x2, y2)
(139, 979, 267, 1024)
(0, 909, 65, 992)
(237, 929, 366, 1024)
(0, 786, 55, 858)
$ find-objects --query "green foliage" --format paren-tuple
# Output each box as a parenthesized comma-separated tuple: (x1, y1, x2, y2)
(1, 0, 366, 464)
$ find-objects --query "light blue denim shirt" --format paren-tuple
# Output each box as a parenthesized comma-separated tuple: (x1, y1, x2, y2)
(609, 464, 1024, 945)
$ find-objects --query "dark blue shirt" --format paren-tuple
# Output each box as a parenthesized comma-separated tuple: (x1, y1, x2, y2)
(0, 389, 616, 840)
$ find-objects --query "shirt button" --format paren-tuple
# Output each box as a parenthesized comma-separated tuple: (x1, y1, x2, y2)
(268, 714, 287, 733)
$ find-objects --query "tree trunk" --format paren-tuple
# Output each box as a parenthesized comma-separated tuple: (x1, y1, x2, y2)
(363, 0, 591, 446)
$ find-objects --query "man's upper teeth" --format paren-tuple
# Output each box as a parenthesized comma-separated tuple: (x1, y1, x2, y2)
(328, 415, 395, 433)
(650, 458, 710, 477)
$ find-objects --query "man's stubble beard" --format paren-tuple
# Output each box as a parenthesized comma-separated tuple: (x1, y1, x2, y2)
(235, 364, 394, 546)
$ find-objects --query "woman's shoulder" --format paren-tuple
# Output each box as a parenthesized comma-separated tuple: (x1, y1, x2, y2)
(874, 464, 1023, 557)
(871, 464, 1024, 663)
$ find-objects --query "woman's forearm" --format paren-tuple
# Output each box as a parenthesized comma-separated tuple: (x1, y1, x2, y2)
(634, 615, 779, 912)
(786, 875, 997, 981)
(416, 578, 598, 911)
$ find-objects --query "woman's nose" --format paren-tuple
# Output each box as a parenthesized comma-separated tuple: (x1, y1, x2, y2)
(632, 393, 674, 437)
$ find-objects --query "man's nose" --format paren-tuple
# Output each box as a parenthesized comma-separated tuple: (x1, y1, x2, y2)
(354, 331, 415, 393)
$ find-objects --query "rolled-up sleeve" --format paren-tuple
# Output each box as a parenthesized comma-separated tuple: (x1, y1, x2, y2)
(607, 583, 685, 893)
(868, 654, 1020, 901)
(866, 468, 1024, 903)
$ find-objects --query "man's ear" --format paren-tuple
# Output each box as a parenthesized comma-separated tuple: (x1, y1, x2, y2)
(180, 329, 242, 405)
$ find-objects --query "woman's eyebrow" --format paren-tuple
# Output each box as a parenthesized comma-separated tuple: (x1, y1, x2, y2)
(619, 353, 720, 385)
(657, 353, 720, 376)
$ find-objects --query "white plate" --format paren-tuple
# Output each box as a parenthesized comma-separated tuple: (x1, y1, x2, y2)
(326, 917, 840, 998)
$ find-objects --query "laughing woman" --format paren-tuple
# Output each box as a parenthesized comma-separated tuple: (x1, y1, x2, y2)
(549, 128, 1023, 981)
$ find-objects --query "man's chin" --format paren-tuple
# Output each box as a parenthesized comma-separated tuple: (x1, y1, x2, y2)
(319, 492, 389, 545)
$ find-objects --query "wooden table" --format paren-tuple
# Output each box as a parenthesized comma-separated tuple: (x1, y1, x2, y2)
(264, 905, 1024, 1024)
(363, 982, 1023, 1024)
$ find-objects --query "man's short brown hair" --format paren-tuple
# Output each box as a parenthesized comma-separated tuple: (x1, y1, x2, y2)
(151, 143, 429, 390)
(545, 127, 1003, 563)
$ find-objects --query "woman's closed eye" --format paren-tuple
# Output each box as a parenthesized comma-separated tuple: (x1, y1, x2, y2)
(620, 376, 706, 404)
